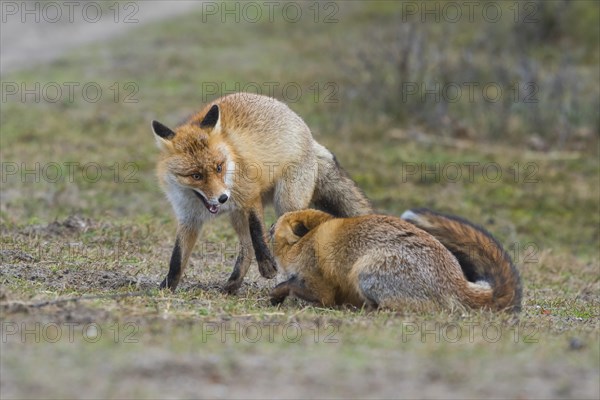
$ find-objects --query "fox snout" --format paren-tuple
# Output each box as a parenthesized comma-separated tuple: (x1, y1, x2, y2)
(192, 189, 230, 214)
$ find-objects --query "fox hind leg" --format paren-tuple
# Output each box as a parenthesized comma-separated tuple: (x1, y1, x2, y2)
(273, 161, 317, 216)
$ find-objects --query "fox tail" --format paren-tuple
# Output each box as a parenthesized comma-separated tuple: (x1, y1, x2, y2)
(311, 142, 373, 218)
(402, 208, 522, 312)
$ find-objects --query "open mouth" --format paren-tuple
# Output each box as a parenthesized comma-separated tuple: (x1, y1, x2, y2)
(192, 190, 219, 214)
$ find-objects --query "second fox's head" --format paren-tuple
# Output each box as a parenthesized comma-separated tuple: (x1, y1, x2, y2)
(152, 104, 235, 214)
(270, 210, 335, 264)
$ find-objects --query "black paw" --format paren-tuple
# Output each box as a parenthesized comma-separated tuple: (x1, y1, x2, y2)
(159, 277, 177, 291)
(270, 295, 286, 306)
(258, 260, 277, 279)
(223, 279, 242, 294)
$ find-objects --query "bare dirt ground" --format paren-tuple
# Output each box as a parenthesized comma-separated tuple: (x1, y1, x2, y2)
(1, 215, 598, 399)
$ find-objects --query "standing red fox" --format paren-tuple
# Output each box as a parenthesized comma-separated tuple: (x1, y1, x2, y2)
(270, 208, 522, 312)
(152, 93, 372, 292)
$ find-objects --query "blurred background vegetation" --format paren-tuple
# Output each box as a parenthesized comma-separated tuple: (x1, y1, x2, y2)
(1, 0, 598, 254)
(339, 1, 598, 144)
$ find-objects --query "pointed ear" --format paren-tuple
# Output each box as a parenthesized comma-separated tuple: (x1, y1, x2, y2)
(278, 219, 306, 246)
(277, 210, 333, 245)
(152, 120, 176, 139)
(291, 221, 310, 238)
(296, 210, 335, 232)
(151, 120, 175, 151)
(199, 104, 221, 130)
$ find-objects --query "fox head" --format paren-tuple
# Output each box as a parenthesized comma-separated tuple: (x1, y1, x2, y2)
(271, 210, 333, 255)
(152, 105, 234, 214)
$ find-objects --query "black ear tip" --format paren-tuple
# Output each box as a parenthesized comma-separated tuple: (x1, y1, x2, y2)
(152, 120, 176, 140)
(200, 104, 220, 129)
(292, 222, 310, 238)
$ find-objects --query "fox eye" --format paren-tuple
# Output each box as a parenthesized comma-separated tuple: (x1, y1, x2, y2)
(216, 163, 223, 173)
(191, 173, 203, 181)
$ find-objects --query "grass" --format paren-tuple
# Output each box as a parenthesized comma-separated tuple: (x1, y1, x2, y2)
(1, 1, 599, 399)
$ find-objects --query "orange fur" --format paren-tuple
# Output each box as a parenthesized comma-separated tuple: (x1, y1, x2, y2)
(271, 209, 522, 312)
(152, 93, 372, 292)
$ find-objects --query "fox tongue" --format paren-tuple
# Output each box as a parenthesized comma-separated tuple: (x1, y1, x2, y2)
(192, 190, 219, 214)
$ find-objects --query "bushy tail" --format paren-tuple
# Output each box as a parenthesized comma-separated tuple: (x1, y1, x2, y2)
(401, 208, 522, 312)
(311, 142, 373, 217)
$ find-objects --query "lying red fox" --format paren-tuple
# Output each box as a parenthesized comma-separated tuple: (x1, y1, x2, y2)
(270, 208, 522, 312)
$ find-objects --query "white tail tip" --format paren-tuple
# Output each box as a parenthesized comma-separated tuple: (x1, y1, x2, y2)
(401, 210, 419, 221)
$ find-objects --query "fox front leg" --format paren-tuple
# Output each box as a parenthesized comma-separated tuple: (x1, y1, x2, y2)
(248, 210, 277, 279)
(224, 210, 255, 294)
(270, 275, 322, 306)
(224, 208, 277, 294)
(160, 224, 200, 290)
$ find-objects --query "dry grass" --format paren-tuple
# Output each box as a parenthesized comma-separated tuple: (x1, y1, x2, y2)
(1, 2, 599, 399)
